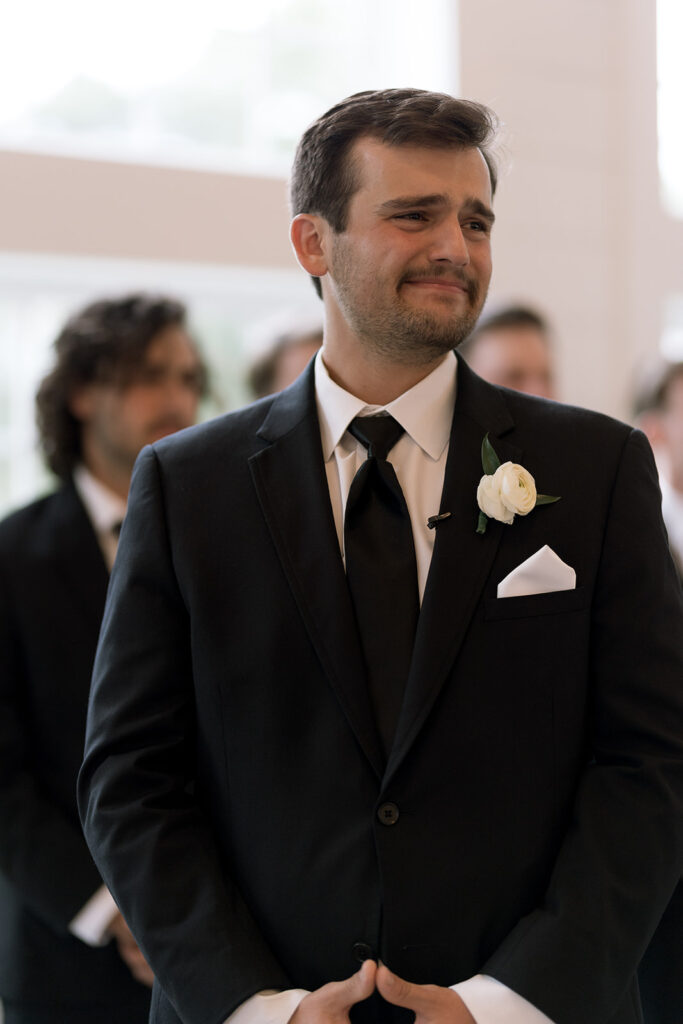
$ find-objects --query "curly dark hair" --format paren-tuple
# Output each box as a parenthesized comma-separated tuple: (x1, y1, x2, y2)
(289, 88, 499, 298)
(35, 293, 208, 480)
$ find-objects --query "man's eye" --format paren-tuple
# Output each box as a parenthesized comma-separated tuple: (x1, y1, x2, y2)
(396, 212, 427, 222)
(464, 219, 488, 233)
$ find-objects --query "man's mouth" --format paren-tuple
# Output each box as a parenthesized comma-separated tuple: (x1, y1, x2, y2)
(400, 273, 477, 303)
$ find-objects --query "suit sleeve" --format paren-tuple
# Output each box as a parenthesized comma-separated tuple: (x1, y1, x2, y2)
(0, 554, 105, 931)
(77, 447, 290, 1024)
(483, 429, 683, 1024)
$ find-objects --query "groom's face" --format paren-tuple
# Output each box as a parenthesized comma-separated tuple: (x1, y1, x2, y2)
(322, 137, 494, 364)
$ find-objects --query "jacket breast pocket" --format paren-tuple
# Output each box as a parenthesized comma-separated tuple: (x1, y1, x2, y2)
(484, 586, 587, 621)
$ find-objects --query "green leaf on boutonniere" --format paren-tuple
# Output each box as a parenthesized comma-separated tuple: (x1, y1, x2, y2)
(535, 494, 561, 506)
(481, 433, 501, 476)
(476, 510, 489, 535)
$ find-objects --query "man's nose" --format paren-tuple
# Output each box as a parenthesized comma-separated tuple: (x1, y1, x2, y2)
(426, 219, 470, 266)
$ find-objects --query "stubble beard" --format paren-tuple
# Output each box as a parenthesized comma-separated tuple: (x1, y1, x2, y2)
(331, 243, 487, 367)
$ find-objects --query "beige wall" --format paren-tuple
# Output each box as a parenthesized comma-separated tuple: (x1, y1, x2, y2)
(0, 150, 296, 269)
(460, 0, 683, 416)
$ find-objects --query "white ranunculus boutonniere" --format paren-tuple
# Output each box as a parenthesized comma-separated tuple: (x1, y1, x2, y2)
(476, 434, 560, 535)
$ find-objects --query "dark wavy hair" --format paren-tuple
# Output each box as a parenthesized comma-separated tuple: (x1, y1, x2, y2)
(290, 88, 499, 298)
(36, 293, 208, 480)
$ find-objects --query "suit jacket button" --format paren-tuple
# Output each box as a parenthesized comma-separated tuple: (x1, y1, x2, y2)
(377, 801, 400, 825)
(352, 942, 374, 963)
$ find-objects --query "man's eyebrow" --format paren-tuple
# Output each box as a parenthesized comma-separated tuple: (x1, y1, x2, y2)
(462, 198, 496, 225)
(376, 193, 495, 224)
(376, 194, 449, 213)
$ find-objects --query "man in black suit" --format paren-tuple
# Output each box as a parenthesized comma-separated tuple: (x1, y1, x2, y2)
(0, 294, 207, 1023)
(78, 90, 683, 1024)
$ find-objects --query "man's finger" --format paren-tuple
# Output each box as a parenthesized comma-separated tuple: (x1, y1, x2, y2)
(291, 959, 377, 1021)
(377, 965, 475, 1022)
(376, 964, 426, 1009)
(327, 958, 377, 1009)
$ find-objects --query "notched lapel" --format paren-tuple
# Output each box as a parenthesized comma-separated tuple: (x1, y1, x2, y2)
(249, 370, 385, 778)
(387, 362, 521, 780)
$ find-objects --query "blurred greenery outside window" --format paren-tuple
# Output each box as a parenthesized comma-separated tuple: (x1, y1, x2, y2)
(0, 0, 454, 175)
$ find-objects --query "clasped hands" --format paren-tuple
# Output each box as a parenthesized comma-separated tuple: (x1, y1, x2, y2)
(108, 911, 154, 988)
(290, 960, 476, 1023)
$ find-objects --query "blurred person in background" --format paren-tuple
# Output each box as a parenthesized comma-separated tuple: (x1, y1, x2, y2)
(0, 293, 207, 1024)
(632, 357, 683, 1024)
(459, 304, 556, 399)
(634, 359, 683, 577)
(246, 322, 323, 399)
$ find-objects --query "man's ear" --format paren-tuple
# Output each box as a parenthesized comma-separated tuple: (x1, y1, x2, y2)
(290, 214, 331, 279)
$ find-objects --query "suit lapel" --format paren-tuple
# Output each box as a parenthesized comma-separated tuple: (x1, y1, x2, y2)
(249, 369, 385, 778)
(46, 482, 110, 632)
(386, 360, 521, 781)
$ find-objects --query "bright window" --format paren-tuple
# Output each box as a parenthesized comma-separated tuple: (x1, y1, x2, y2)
(0, 0, 457, 176)
(657, 0, 683, 218)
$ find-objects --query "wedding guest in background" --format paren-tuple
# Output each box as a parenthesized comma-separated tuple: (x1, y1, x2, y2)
(246, 321, 322, 399)
(634, 358, 683, 577)
(0, 293, 207, 1024)
(632, 357, 683, 1024)
(459, 303, 556, 399)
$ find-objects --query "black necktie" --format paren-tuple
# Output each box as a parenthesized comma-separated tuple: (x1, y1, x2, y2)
(344, 415, 419, 757)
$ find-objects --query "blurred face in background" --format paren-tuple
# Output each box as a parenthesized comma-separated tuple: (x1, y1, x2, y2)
(271, 336, 322, 393)
(466, 325, 555, 399)
(656, 373, 683, 492)
(70, 325, 203, 494)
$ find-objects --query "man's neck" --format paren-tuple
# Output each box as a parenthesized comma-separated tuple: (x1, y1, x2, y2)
(81, 452, 131, 502)
(320, 335, 449, 406)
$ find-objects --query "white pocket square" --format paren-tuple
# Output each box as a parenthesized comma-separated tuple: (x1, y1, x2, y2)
(497, 545, 576, 598)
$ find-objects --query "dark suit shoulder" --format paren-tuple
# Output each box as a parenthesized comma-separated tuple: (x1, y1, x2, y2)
(0, 483, 83, 555)
(154, 397, 277, 461)
(457, 359, 641, 482)
(501, 385, 631, 437)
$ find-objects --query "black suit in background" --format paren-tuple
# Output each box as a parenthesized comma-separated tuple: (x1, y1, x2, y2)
(637, 516, 683, 1024)
(79, 360, 683, 1024)
(0, 482, 151, 1021)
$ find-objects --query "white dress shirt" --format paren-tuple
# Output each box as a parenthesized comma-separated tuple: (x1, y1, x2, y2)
(73, 464, 127, 573)
(660, 475, 683, 571)
(226, 353, 553, 1023)
(68, 465, 127, 945)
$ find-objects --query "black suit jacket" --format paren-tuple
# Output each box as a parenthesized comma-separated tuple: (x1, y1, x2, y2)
(0, 482, 150, 1015)
(79, 360, 683, 1024)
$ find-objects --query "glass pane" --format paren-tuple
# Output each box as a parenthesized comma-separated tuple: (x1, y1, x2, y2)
(657, 0, 683, 218)
(0, 0, 457, 176)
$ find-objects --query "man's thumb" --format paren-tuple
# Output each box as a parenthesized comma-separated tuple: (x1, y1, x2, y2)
(346, 958, 377, 1002)
(376, 964, 419, 1008)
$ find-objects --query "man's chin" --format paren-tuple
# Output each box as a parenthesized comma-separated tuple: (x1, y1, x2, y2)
(402, 310, 479, 351)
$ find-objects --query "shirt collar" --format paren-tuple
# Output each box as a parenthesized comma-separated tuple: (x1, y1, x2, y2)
(73, 464, 127, 534)
(314, 349, 457, 461)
